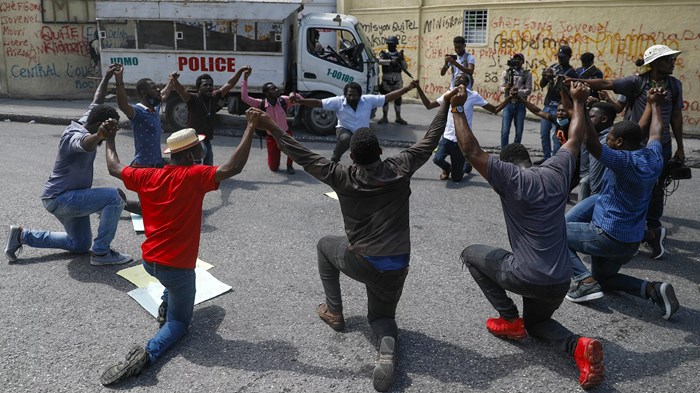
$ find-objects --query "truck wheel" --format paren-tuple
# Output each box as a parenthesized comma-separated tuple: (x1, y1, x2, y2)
(164, 96, 189, 132)
(302, 103, 337, 136)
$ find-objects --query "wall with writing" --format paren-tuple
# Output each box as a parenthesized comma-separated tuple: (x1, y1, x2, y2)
(346, 0, 700, 134)
(0, 0, 98, 98)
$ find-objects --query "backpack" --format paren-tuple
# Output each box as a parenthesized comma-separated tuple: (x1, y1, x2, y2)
(255, 97, 288, 146)
(623, 73, 679, 121)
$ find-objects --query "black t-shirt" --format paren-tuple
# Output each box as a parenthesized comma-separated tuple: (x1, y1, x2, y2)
(186, 91, 223, 140)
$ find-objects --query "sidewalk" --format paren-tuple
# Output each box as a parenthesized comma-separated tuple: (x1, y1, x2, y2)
(1, 97, 698, 166)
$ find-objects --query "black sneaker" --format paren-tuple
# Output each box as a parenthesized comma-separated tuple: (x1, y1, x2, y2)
(372, 336, 396, 392)
(157, 301, 168, 328)
(649, 282, 679, 320)
(464, 162, 473, 174)
(100, 345, 149, 386)
(646, 227, 666, 259)
(565, 281, 604, 303)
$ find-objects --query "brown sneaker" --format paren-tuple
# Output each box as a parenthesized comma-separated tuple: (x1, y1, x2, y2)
(317, 303, 345, 331)
(439, 170, 449, 180)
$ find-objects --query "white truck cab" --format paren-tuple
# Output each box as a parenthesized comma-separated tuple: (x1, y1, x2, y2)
(95, 0, 378, 135)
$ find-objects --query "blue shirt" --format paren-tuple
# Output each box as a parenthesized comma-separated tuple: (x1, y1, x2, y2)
(130, 103, 163, 166)
(364, 254, 410, 271)
(322, 95, 385, 132)
(42, 121, 95, 199)
(592, 141, 664, 242)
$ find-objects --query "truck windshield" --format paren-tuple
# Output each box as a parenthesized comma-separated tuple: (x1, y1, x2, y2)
(355, 24, 377, 63)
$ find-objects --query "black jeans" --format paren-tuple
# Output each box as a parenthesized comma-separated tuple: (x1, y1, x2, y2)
(317, 235, 408, 340)
(461, 244, 579, 356)
(646, 140, 672, 229)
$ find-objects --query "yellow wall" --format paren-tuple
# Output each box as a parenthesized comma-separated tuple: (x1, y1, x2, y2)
(0, 0, 98, 99)
(345, 0, 700, 133)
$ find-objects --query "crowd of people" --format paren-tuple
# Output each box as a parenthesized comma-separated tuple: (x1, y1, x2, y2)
(3, 38, 686, 392)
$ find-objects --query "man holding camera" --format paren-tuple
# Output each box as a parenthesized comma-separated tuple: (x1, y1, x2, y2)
(499, 53, 532, 148)
(537, 45, 578, 163)
(377, 36, 409, 125)
(441, 36, 475, 89)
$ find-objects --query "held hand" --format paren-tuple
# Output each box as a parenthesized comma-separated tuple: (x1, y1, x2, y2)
(113, 64, 124, 81)
(449, 85, 468, 107)
(105, 64, 120, 78)
(289, 94, 300, 104)
(169, 71, 180, 80)
(569, 81, 591, 102)
(409, 80, 419, 90)
(98, 118, 119, 140)
(245, 107, 277, 131)
(647, 87, 667, 106)
(241, 65, 252, 80)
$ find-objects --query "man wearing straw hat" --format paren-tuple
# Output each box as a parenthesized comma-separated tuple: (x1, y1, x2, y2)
(569, 44, 684, 260)
(99, 113, 256, 385)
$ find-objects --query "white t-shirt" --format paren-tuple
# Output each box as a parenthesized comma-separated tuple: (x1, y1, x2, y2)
(322, 95, 385, 132)
(436, 89, 487, 142)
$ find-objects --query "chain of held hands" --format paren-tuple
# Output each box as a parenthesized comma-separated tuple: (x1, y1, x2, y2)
(96, 64, 670, 138)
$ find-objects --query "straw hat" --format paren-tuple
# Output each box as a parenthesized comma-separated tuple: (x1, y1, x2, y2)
(163, 128, 205, 154)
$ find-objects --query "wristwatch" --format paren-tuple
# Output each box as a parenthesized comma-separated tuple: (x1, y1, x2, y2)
(451, 105, 464, 114)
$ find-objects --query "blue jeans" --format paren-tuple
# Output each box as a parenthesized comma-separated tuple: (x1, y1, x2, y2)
(433, 137, 470, 182)
(201, 139, 214, 166)
(539, 104, 560, 159)
(566, 222, 646, 298)
(22, 188, 124, 255)
(142, 260, 196, 363)
(500, 102, 526, 148)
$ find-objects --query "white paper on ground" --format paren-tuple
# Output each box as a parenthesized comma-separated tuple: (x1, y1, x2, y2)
(131, 213, 144, 232)
(117, 259, 214, 288)
(127, 268, 232, 318)
(324, 191, 338, 200)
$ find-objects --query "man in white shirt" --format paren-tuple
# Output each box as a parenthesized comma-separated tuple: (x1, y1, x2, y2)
(416, 74, 507, 181)
(292, 81, 417, 162)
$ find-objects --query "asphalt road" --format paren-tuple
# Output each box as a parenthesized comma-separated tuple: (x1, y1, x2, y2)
(1, 121, 699, 393)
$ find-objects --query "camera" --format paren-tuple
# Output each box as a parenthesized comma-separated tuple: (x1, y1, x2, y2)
(666, 157, 691, 180)
(507, 58, 520, 68)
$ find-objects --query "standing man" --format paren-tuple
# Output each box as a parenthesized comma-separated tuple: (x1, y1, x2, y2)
(537, 45, 578, 164)
(570, 45, 684, 259)
(250, 92, 448, 392)
(291, 81, 417, 162)
(170, 68, 247, 165)
(114, 65, 174, 168)
(441, 36, 475, 89)
(576, 52, 604, 96)
(377, 36, 409, 125)
(5, 66, 132, 266)
(416, 73, 508, 182)
(100, 114, 256, 386)
(454, 82, 604, 390)
(240, 65, 295, 174)
(499, 53, 532, 148)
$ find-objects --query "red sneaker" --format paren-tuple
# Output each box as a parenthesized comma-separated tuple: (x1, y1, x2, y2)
(485, 317, 527, 340)
(574, 337, 605, 389)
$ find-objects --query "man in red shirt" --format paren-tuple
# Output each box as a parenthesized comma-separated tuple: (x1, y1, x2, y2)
(99, 112, 255, 386)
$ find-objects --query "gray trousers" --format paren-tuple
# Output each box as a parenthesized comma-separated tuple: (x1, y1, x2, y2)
(331, 127, 353, 162)
(317, 235, 408, 341)
(461, 244, 579, 356)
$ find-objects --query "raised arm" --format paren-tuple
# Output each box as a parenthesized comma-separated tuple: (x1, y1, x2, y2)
(82, 118, 117, 153)
(482, 94, 512, 115)
(168, 72, 191, 102)
(566, 77, 614, 92)
(384, 80, 417, 102)
(113, 65, 135, 119)
(647, 87, 667, 145)
(415, 85, 440, 110)
(523, 99, 553, 121)
(561, 81, 591, 158)
(91, 64, 118, 105)
(104, 119, 126, 179)
(289, 95, 323, 108)
(240, 67, 262, 107)
(219, 66, 247, 96)
(214, 114, 256, 182)
(160, 72, 178, 102)
(452, 86, 489, 178)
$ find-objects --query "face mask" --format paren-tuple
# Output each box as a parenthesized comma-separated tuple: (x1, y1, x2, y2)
(146, 96, 161, 107)
(556, 118, 570, 127)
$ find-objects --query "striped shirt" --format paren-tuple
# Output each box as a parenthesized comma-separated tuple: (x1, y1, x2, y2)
(592, 141, 664, 242)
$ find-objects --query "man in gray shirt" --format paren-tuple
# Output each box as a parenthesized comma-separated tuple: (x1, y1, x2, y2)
(453, 82, 604, 390)
(248, 95, 447, 392)
(5, 66, 131, 266)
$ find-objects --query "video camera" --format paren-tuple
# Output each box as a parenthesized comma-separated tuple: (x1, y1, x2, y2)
(506, 58, 520, 68)
(666, 157, 692, 180)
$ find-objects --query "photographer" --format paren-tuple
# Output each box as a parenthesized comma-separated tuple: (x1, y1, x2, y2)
(537, 45, 578, 164)
(440, 36, 475, 89)
(499, 53, 532, 148)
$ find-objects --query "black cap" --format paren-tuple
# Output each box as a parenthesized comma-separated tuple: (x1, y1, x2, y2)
(558, 45, 572, 58)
